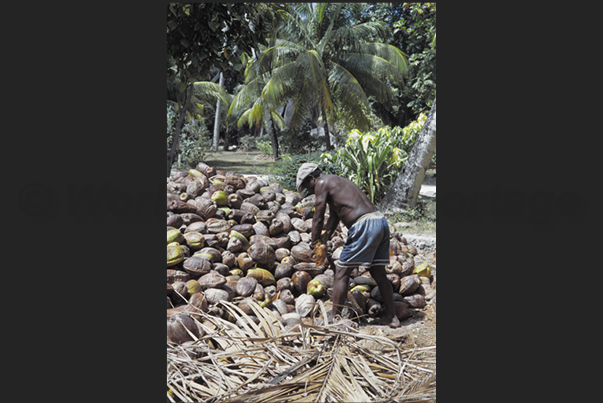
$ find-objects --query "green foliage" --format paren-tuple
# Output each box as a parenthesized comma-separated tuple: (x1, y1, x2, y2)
(323, 113, 429, 203)
(325, 128, 404, 204)
(257, 139, 272, 157)
(167, 103, 210, 168)
(278, 129, 319, 154)
(269, 151, 343, 193)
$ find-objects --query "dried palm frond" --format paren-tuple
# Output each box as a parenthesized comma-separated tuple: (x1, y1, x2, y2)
(167, 299, 435, 402)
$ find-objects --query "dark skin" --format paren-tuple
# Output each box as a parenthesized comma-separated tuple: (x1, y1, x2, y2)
(301, 171, 400, 328)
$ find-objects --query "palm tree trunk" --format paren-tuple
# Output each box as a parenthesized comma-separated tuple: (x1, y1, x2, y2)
(320, 105, 332, 150)
(263, 107, 279, 160)
(212, 72, 224, 152)
(167, 86, 192, 177)
(379, 97, 436, 211)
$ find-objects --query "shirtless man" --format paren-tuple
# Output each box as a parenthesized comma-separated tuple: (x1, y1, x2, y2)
(296, 163, 401, 328)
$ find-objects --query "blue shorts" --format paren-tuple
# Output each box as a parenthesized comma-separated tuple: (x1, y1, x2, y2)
(337, 212, 390, 269)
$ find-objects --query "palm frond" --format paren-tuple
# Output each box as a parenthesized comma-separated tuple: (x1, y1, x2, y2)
(358, 42, 409, 77)
(192, 81, 230, 109)
(167, 299, 436, 402)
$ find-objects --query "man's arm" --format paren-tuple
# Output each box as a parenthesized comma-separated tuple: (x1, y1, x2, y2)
(311, 180, 328, 246)
(322, 206, 340, 243)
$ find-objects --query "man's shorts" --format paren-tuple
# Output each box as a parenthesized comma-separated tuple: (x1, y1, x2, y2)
(336, 211, 390, 269)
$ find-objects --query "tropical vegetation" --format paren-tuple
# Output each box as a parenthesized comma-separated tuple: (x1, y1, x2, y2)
(167, 2, 436, 206)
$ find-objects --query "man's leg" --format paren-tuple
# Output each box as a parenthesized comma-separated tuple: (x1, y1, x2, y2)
(369, 265, 401, 327)
(331, 264, 354, 319)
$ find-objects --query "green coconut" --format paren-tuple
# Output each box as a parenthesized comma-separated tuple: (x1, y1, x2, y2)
(167, 228, 184, 244)
(167, 244, 185, 267)
(211, 190, 228, 207)
(183, 231, 205, 250)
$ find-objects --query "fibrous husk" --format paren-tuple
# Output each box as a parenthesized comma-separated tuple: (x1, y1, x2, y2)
(167, 243, 185, 267)
(167, 228, 184, 244)
(291, 242, 313, 262)
(198, 272, 227, 290)
(194, 198, 217, 220)
(274, 262, 294, 280)
(291, 271, 312, 295)
(236, 277, 258, 297)
(183, 231, 204, 250)
(295, 293, 315, 317)
(247, 242, 276, 268)
(167, 214, 183, 229)
(167, 313, 201, 344)
(246, 268, 276, 287)
(399, 274, 421, 296)
(307, 278, 326, 298)
(204, 287, 232, 305)
(206, 218, 231, 233)
(182, 256, 212, 278)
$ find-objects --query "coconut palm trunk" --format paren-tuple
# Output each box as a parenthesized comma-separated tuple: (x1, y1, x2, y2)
(167, 86, 192, 177)
(212, 72, 225, 152)
(379, 97, 436, 211)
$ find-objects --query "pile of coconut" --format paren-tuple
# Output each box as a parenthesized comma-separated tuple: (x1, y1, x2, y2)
(167, 162, 436, 344)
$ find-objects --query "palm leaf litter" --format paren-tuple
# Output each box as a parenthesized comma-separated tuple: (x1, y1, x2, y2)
(167, 299, 435, 402)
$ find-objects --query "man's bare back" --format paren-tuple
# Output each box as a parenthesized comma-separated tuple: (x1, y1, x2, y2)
(313, 174, 377, 229)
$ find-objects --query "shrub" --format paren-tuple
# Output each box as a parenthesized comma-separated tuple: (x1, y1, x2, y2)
(323, 113, 430, 204)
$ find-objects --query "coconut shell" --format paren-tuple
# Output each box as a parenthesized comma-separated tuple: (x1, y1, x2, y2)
(269, 218, 284, 236)
(167, 228, 184, 244)
(167, 269, 190, 283)
(287, 230, 301, 245)
(183, 232, 205, 250)
(274, 248, 290, 262)
(246, 268, 276, 287)
(167, 244, 185, 267)
(167, 314, 201, 344)
(307, 278, 326, 298)
(291, 271, 312, 295)
(206, 218, 231, 234)
(167, 214, 183, 228)
(291, 243, 313, 262)
(240, 202, 260, 216)
(313, 273, 334, 289)
(182, 256, 212, 278)
(274, 263, 294, 280)
(291, 217, 309, 233)
(195, 198, 217, 220)
(236, 277, 258, 297)
(171, 281, 189, 302)
(237, 253, 254, 271)
(295, 293, 315, 317)
(293, 262, 324, 276)
(394, 301, 413, 320)
(221, 250, 236, 268)
(276, 277, 293, 292)
(279, 289, 295, 305)
(275, 213, 292, 233)
(403, 294, 426, 308)
(204, 288, 232, 305)
(196, 247, 221, 263)
(247, 242, 276, 268)
(367, 298, 382, 317)
(188, 292, 208, 313)
(185, 221, 207, 234)
(399, 274, 421, 296)
(168, 200, 198, 214)
(272, 234, 291, 250)
(198, 272, 227, 290)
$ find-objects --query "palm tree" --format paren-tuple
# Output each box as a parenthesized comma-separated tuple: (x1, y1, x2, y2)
(231, 3, 409, 150)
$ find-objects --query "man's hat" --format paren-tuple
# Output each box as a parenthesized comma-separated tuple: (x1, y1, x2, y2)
(296, 162, 319, 192)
